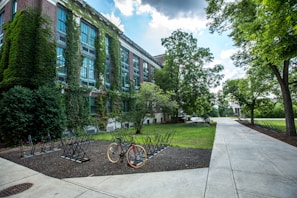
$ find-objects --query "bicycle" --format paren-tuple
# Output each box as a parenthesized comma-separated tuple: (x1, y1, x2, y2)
(106, 135, 147, 168)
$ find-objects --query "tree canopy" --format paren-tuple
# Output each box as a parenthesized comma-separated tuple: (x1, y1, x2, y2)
(129, 82, 177, 134)
(155, 30, 224, 118)
(206, 0, 297, 135)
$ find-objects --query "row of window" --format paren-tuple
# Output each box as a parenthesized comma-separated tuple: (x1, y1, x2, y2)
(56, 6, 153, 91)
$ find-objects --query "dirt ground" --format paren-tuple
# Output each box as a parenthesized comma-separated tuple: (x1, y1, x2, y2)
(1, 120, 296, 179)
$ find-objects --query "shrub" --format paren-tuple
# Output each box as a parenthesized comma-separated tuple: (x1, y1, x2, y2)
(0, 86, 66, 145)
(0, 86, 34, 145)
(33, 86, 66, 140)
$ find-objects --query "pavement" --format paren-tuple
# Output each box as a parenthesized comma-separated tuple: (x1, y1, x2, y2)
(1, 118, 297, 198)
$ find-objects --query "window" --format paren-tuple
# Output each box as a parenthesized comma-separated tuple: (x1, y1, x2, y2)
(81, 21, 96, 47)
(90, 97, 96, 114)
(150, 66, 155, 82)
(107, 98, 112, 113)
(12, 0, 17, 20)
(122, 100, 129, 112)
(0, 10, 4, 46)
(105, 36, 111, 88)
(121, 47, 129, 70)
(105, 36, 110, 56)
(121, 47, 130, 90)
(133, 55, 140, 88)
(56, 47, 66, 82)
(57, 7, 66, 33)
(143, 62, 149, 82)
(80, 57, 95, 86)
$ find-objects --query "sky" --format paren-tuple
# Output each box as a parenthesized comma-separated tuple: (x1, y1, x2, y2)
(84, 0, 245, 91)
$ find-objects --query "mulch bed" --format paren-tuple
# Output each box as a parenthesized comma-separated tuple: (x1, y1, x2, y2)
(0, 140, 211, 179)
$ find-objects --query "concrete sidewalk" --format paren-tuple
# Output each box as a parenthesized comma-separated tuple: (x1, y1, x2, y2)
(1, 118, 297, 197)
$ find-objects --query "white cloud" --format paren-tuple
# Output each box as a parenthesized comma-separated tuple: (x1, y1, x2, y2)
(114, 0, 207, 32)
(103, 12, 125, 31)
(220, 49, 236, 60)
(114, 0, 135, 16)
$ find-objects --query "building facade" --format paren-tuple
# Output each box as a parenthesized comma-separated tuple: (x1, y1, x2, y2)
(0, 0, 163, 130)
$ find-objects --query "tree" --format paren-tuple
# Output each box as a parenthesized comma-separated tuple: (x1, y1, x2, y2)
(224, 73, 272, 124)
(155, 30, 223, 120)
(206, 0, 297, 136)
(128, 82, 177, 134)
(0, 8, 56, 92)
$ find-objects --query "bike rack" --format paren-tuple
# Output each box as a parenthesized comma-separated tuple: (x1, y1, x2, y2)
(19, 134, 60, 158)
(142, 130, 176, 157)
(60, 134, 91, 163)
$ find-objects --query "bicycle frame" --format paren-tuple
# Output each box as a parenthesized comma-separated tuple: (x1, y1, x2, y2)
(117, 137, 136, 161)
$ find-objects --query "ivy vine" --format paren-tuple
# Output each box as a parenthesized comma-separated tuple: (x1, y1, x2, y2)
(64, 10, 90, 131)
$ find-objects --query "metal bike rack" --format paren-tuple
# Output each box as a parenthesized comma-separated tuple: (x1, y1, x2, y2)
(60, 134, 91, 163)
(19, 134, 60, 158)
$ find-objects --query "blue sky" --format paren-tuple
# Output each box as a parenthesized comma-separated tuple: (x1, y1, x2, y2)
(84, 0, 245, 90)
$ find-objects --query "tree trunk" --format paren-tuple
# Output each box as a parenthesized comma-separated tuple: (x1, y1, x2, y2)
(135, 128, 141, 134)
(269, 60, 296, 136)
(250, 100, 255, 125)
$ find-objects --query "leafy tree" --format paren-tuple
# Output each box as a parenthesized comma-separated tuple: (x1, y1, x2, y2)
(155, 30, 223, 120)
(0, 8, 56, 92)
(223, 70, 272, 124)
(128, 82, 178, 134)
(206, 0, 297, 135)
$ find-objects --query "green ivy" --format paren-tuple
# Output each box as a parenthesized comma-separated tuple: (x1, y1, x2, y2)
(63, 10, 90, 131)
(96, 94, 108, 130)
(95, 30, 106, 89)
(109, 35, 122, 116)
(64, 10, 81, 86)
(0, 8, 56, 92)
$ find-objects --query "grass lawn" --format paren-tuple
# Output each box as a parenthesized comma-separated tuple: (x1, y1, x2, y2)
(92, 122, 216, 149)
(253, 119, 297, 132)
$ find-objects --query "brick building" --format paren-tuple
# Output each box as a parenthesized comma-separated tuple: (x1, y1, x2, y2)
(0, 0, 163, 130)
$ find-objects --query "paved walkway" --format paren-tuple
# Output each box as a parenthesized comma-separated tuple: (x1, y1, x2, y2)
(1, 118, 297, 197)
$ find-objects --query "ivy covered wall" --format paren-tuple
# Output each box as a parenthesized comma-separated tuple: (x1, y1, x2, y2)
(0, 8, 56, 92)
(61, 0, 124, 129)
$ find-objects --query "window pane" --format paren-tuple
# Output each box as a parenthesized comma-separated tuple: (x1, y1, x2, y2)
(57, 7, 66, 33)
(81, 58, 88, 78)
(81, 21, 96, 46)
(88, 59, 94, 79)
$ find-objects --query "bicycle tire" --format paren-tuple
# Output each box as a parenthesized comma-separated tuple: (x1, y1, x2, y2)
(107, 142, 121, 163)
(126, 144, 147, 168)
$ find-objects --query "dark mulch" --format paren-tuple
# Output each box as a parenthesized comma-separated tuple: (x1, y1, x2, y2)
(237, 120, 297, 148)
(0, 140, 212, 179)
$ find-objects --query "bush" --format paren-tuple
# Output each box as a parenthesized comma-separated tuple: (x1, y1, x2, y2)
(33, 86, 65, 140)
(0, 86, 65, 146)
(0, 86, 34, 145)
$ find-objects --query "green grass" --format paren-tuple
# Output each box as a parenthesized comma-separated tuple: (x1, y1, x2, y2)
(253, 119, 297, 132)
(92, 122, 216, 149)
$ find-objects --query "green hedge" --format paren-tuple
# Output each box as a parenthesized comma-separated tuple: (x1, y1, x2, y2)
(0, 86, 65, 145)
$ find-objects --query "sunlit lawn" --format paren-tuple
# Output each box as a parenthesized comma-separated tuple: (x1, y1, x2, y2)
(253, 119, 297, 132)
(92, 122, 216, 149)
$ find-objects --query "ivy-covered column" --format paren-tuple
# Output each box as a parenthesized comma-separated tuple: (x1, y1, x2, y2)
(109, 35, 122, 118)
(95, 30, 108, 130)
(64, 10, 89, 132)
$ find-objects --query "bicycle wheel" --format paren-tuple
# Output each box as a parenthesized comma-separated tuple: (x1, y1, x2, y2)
(126, 144, 147, 168)
(107, 142, 121, 163)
